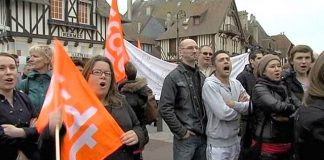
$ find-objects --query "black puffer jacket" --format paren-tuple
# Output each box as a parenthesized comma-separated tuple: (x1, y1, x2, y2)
(282, 69, 304, 101)
(252, 77, 301, 143)
(295, 96, 324, 160)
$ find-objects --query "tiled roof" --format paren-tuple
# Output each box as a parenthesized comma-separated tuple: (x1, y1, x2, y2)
(271, 34, 293, 58)
(96, 0, 110, 17)
(157, 0, 233, 40)
(123, 15, 165, 44)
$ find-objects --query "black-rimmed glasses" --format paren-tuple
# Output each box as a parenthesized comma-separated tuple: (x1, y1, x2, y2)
(91, 69, 111, 77)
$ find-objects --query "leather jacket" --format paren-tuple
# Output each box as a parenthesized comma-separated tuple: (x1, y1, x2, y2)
(252, 78, 301, 143)
(159, 63, 206, 139)
(295, 96, 324, 160)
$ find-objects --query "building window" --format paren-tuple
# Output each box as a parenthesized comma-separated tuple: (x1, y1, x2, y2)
(78, 2, 88, 24)
(51, 0, 63, 20)
(143, 44, 152, 53)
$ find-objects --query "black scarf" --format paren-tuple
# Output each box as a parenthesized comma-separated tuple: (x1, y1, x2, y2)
(257, 76, 288, 99)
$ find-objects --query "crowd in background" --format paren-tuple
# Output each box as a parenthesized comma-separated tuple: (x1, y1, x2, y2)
(0, 39, 323, 160)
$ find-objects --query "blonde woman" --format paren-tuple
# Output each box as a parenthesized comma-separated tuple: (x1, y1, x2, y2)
(16, 45, 52, 114)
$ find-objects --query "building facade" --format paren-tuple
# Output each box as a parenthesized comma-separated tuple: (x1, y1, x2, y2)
(155, 0, 246, 61)
(0, 0, 112, 59)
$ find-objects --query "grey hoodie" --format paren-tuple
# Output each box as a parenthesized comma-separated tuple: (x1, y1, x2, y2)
(202, 74, 249, 147)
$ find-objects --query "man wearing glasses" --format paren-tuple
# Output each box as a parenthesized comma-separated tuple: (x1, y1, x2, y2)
(198, 45, 214, 77)
(159, 39, 207, 160)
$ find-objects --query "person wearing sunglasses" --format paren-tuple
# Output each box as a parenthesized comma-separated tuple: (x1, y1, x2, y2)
(198, 45, 214, 77)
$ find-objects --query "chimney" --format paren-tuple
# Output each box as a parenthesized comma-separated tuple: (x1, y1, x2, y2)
(250, 14, 256, 24)
(146, 6, 152, 16)
(238, 10, 248, 30)
(165, 12, 172, 30)
(127, 0, 132, 20)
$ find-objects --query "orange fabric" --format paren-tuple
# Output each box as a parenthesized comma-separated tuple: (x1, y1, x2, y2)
(36, 40, 124, 160)
(105, 0, 129, 83)
(137, 37, 142, 50)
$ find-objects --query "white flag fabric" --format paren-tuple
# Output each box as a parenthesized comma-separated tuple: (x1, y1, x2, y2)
(124, 40, 249, 100)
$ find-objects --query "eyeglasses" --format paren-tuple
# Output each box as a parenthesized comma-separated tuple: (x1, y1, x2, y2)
(202, 52, 213, 56)
(91, 69, 112, 77)
(181, 46, 199, 50)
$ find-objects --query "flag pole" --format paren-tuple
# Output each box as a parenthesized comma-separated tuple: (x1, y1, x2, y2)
(55, 124, 61, 160)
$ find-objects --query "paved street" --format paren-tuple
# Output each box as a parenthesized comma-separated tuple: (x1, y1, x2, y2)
(143, 121, 173, 160)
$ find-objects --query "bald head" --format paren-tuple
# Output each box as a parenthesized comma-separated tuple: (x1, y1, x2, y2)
(179, 39, 197, 48)
(179, 39, 198, 67)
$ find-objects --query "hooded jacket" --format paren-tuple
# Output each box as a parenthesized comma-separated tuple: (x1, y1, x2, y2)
(202, 74, 249, 147)
(118, 78, 152, 126)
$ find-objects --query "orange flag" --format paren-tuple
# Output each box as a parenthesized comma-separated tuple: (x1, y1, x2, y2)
(137, 37, 142, 50)
(105, 0, 129, 82)
(36, 40, 124, 160)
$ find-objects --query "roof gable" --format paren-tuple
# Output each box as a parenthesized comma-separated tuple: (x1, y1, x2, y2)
(157, 0, 234, 40)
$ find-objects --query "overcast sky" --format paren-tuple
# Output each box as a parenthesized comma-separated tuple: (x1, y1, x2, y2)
(107, 0, 324, 54)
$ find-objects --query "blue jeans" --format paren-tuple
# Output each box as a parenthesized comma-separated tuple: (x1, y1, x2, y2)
(173, 135, 207, 160)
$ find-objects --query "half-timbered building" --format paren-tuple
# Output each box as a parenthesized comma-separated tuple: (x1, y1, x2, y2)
(155, 0, 246, 61)
(0, 0, 113, 59)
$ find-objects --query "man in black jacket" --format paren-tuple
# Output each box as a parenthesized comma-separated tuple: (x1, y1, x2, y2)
(159, 39, 206, 160)
(282, 45, 314, 101)
(236, 50, 263, 137)
(236, 50, 263, 96)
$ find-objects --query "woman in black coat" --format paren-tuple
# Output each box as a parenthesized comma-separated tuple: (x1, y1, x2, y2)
(251, 55, 301, 160)
(0, 52, 39, 160)
(295, 53, 324, 160)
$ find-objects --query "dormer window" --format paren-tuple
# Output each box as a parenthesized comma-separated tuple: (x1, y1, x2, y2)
(51, 0, 63, 20)
(78, 1, 89, 24)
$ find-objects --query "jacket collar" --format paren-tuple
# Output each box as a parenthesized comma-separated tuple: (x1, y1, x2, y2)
(27, 70, 52, 79)
(244, 64, 253, 73)
(119, 78, 147, 93)
(177, 62, 199, 73)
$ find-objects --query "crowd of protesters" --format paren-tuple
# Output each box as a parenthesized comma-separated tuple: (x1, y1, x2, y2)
(0, 39, 323, 160)
(159, 39, 323, 160)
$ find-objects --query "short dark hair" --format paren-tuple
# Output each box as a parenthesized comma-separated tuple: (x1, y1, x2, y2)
(72, 58, 84, 68)
(289, 45, 314, 63)
(248, 49, 264, 62)
(211, 50, 229, 65)
(11, 54, 18, 59)
(125, 62, 137, 80)
(0, 52, 17, 65)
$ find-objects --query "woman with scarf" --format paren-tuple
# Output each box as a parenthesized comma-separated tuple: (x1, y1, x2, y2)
(295, 53, 324, 160)
(251, 54, 301, 160)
